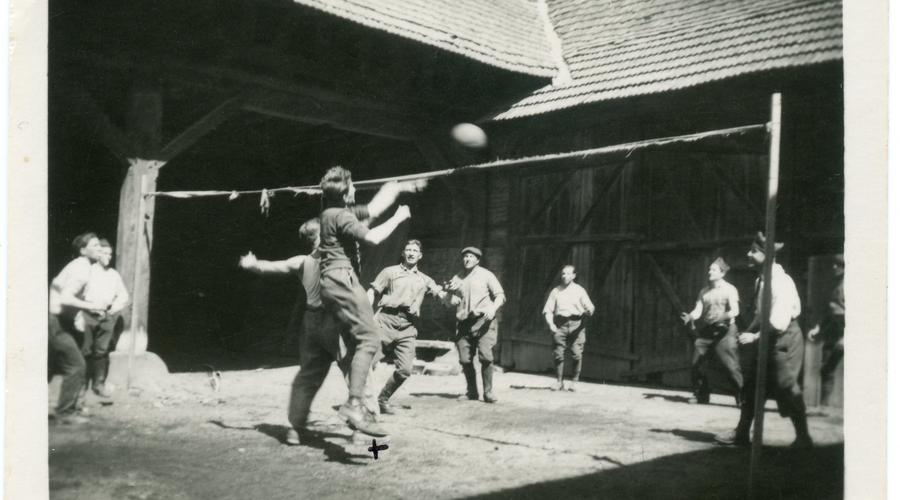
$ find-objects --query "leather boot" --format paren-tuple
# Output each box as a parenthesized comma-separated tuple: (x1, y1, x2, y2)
(378, 372, 407, 414)
(481, 363, 497, 403)
(460, 364, 479, 400)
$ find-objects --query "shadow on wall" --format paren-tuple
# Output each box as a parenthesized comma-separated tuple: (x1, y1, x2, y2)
(460, 443, 843, 500)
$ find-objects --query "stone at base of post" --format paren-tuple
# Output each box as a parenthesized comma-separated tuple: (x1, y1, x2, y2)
(107, 351, 169, 392)
(107, 327, 168, 391)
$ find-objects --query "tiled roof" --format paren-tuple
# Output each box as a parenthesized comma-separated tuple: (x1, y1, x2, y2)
(292, 0, 557, 77)
(495, 0, 843, 119)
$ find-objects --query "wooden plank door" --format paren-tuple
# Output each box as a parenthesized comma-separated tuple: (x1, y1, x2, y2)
(502, 159, 637, 380)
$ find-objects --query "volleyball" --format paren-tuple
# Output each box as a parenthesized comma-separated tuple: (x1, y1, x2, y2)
(451, 123, 488, 149)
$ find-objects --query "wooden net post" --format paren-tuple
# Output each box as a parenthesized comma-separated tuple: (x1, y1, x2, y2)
(748, 92, 782, 499)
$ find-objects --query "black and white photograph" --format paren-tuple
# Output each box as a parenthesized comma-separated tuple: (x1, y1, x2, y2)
(4, 0, 892, 498)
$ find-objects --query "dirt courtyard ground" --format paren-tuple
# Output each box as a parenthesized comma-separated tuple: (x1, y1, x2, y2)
(49, 363, 844, 500)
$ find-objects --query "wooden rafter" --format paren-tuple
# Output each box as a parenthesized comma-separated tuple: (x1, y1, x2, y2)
(62, 51, 434, 140)
(59, 84, 136, 162)
(241, 89, 422, 141)
(159, 93, 246, 161)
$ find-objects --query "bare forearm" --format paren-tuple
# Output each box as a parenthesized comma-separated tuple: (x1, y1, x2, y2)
(59, 293, 102, 312)
(364, 213, 405, 245)
(544, 313, 556, 331)
(366, 182, 402, 219)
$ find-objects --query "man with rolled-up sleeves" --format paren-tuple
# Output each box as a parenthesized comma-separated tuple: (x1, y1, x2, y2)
(446, 247, 505, 403)
(543, 265, 595, 392)
(367, 239, 446, 414)
(715, 232, 813, 449)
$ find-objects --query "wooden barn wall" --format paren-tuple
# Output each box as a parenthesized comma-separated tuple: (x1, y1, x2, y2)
(483, 65, 843, 388)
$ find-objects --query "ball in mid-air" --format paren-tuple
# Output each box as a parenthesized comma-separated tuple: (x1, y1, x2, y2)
(451, 123, 488, 149)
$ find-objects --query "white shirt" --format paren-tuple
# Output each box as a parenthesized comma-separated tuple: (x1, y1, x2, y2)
(754, 263, 801, 332)
(49, 256, 94, 316)
(83, 263, 130, 312)
(543, 283, 595, 317)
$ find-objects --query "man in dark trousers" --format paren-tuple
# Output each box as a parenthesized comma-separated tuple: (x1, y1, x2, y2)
(318, 166, 426, 436)
(78, 238, 130, 399)
(543, 265, 595, 392)
(446, 247, 505, 403)
(679, 257, 743, 405)
(808, 254, 844, 405)
(367, 239, 446, 414)
(715, 232, 813, 448)
(240, 218, 348, 445)
(48, 232, 108, 424)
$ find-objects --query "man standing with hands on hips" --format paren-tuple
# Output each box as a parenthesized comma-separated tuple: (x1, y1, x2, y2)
(446, 247, 505, 403)
(543, 265, 595, 392)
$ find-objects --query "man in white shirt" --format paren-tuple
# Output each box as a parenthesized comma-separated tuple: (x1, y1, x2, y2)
(715, 232, 812, 448)
(49, 232, 108, 423)
(79, 239, 130, 398)
(543, 265, 595, 392)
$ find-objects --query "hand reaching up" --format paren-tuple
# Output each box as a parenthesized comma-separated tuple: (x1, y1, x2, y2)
(239, 251, 258, 269)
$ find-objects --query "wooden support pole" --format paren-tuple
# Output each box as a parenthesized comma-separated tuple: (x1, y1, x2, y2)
(748, 92, 782, 499)
(127, 174, 148, 389)
(115, 159, 161, 345)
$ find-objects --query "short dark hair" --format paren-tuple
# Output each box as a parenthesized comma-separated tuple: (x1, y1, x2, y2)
(98, 238, 112, 249)
(298, 218, 321, 247)
(320, 166, 352, 206)
(71, 232, 98, 255)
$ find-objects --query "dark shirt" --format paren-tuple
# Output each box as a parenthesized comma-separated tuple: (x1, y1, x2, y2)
(319, 205, 370, 275)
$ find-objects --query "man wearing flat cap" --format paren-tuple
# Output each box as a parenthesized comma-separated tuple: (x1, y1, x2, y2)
(445, 246, 506, 403)
(715, 232, 813, 448)
(679, 257, 743, 405)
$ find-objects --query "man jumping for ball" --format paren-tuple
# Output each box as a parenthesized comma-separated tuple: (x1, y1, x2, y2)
(318, 166, 426, 436)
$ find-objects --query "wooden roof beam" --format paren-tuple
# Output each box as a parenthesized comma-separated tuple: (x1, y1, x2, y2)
(61, 50, 435, 133)
(159, 93, 245, 161)
(241, 90, 424, 141)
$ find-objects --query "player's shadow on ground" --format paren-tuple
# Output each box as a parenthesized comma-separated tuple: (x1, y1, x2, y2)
(508, 384, 555, 391)
(206, 420, 368, 465)
(459, 443, 843, 500)
(642, 392, 771, 411)
(649, 428, 718, 443)
(408, 392, 463, 399)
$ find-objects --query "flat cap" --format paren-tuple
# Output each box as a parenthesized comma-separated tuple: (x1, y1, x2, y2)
(460, 246, 482, 259)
